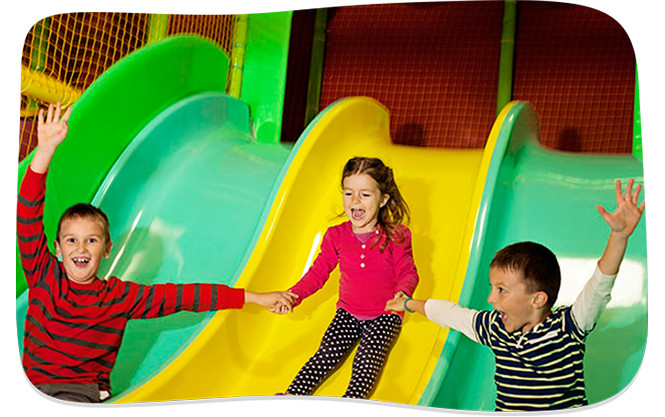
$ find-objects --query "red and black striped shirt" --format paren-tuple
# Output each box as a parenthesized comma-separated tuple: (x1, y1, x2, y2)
(17, 167, 245, 392)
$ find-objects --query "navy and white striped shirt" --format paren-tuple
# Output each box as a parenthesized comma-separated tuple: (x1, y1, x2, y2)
(474, 307, 587, 411)
(424, 266, 616, 411)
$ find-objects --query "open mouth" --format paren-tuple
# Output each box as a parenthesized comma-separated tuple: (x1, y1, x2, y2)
(351, 208, 365, 220)
(72, 257, 90, 266)
(498, 310, 507, 322)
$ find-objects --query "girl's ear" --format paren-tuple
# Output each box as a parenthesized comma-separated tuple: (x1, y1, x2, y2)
(380, 194, 390, 208)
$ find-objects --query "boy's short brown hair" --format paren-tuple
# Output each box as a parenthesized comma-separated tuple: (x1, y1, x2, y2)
(490, 241, 561, 310)
(56, 203, 111, 244)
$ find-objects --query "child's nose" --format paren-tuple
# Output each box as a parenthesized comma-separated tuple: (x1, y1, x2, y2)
(487, 290, 495, 304)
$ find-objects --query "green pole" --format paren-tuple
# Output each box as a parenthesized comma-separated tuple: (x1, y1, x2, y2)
(496, 0, 516, 115)
(304, 8, 328, 127)
(228, 14, 248, 98)
(241, 12, 293, 144)
(632, 65, 642, 161)
(146, 14, 169, 44)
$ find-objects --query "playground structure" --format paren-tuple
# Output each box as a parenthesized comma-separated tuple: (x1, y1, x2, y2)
(16, 2, 645, 411)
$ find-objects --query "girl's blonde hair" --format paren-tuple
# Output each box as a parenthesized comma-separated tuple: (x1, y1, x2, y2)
(341, 157, 410, 251)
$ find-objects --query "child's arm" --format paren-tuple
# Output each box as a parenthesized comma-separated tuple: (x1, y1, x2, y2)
(31, 103, 72, 173)
(17, 103, 72, 288)
(572, 179, 645, 332)
(392, 226, 419, 297)
(596, 178, 645, 275)
(386, 294, 479, 342)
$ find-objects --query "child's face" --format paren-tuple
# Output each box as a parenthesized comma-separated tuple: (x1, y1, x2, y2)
(55, 216, 112, 285)
(342, 173, 389, 234)
(487, 266, 547, 333)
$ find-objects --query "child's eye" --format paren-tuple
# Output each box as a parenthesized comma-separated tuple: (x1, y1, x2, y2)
(88, 238, 98, 244)
(65, 237, 76, 244)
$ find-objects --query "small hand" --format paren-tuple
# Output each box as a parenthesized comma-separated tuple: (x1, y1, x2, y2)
(596, 179, 645, 239)
(37, 102, 72, 151)
(266, 291, 299, 314)
(385, 293, 408, 313)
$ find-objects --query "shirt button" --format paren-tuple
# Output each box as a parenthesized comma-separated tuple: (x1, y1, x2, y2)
(361, 244, 366, 249)
(360, 263, 365, 268)
(360, 254, 365, 259)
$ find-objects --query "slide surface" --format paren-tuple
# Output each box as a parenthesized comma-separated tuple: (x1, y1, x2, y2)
(15, 36, 291, 398)
(113, 96, 496, 403)
(422, 102, 647, 410)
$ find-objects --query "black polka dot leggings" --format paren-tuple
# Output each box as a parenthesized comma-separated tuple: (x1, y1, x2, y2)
(285, 308, 402, 398)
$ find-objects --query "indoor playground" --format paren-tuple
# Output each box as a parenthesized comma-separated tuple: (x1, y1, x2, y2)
(16, 1, 646, 411)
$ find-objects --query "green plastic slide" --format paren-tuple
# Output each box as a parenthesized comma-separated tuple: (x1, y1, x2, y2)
(15, 35, 292, 397)
(421, 102, 647, 410)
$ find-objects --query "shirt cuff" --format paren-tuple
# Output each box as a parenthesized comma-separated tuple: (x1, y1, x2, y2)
(219, 286, 245, 309)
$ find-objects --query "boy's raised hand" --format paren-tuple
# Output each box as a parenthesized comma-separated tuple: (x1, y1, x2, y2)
(38, 102, 72, 150)
(596, 179, 645, 239)
(596, 178, 645, 275)
(32, 102, 72, 173)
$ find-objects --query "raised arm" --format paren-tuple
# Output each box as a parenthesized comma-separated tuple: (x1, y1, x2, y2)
(573, 179, 645, 332)
(31, 102, 72, 173)
(596, 178, 645, 275)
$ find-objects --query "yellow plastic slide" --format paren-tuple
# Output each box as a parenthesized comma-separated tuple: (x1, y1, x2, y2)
(115, 97, 507, 404)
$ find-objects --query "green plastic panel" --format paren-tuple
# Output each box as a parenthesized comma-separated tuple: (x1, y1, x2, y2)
(241, 11, 293, 144)
(16, 35, 292, 398)
(16, 35, 230, 296)
(424, 102, 646, 411)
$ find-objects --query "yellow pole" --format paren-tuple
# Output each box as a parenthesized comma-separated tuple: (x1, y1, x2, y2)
(21, 64, 83, 109)
(228, 14, 248, 98)
(146, 14, 170, 44)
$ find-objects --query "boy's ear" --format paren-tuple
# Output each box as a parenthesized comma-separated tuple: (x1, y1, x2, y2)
(104, 241, 113, 259)
(54, 240, 62, 259)
(532, 291, 549, 309)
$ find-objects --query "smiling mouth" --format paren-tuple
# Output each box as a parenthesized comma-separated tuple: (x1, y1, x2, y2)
(72, 257, 90, 266)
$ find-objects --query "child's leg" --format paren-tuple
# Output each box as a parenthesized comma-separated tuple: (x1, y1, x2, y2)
(342, 313, 402, 399)
(286, 309, 361, 395)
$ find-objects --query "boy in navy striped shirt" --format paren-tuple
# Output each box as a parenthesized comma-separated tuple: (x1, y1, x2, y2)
(386, 178, 644, 411)
(17, 103, 297, 402)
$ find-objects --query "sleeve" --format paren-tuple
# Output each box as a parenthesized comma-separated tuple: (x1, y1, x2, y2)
(424, 299, 480, 343)
(288, 227, 339, 307)
(472, 309, 498, 347)
(571, 264, 618, 333)
(125, 281, 245, 319)
(17, 166, 57, 288)
(392, 226, 419, 296)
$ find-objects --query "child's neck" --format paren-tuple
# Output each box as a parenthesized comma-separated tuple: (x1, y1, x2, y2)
(521, 309, 552, 334)
(354, 229, 376, 244)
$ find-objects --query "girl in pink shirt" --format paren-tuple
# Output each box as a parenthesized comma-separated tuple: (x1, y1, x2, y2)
(277, 157, 419, 398)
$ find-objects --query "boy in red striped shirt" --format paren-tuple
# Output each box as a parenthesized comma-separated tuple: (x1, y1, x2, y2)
(17, 103, 297, 403)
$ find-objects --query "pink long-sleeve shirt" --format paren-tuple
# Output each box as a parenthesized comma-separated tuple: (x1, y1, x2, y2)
(289, 221, 419, 319)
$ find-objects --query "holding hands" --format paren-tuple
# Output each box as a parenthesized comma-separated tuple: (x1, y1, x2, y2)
(245, 291, 299, 314)
(385, 292, 408, 313)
